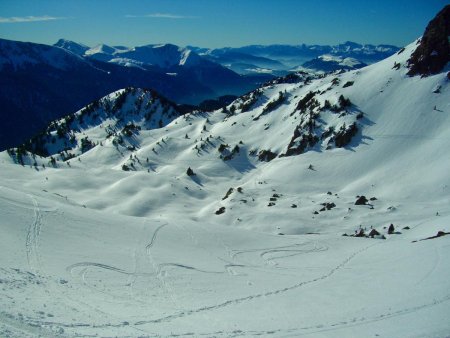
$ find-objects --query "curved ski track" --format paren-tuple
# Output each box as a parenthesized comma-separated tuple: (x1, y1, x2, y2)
(25, 195, 43, 272)
(133, 242, 379, 326)
(24, 240, 450, 337)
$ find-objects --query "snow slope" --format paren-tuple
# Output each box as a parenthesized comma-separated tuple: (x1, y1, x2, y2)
(1, 39, 449, 337)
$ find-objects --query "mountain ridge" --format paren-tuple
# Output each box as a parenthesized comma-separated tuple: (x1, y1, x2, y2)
(0, 38, 271, 150)
(186, 41, 399, 75)
(54, 39, 399, 75)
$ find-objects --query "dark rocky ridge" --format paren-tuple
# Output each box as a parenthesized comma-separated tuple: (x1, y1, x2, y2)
(408, 5, 450, 76)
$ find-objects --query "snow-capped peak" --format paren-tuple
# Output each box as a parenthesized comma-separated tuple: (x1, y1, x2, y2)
(82, 42, 203, 68)
(54, 39, 89, 56)
(85, 43, 117, 56)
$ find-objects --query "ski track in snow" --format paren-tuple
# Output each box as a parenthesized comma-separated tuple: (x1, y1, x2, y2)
(66, 226, 168, 307)
(157, 291, 450, 337)
(126, 220, 160, 307)
(260, 242, 329, 262)
(193, 222, 325, 275)
(133, 242, 380, 326)
(21, 241, 450, 337)
(157, 262, 224, 274)
(67, 262, 151, 276)
(63, 222, 338, 327)
(189, 222, 244, 277)
(47, 215, 449, 336)
(232, 242, 328, 262)
(416, 245, 441, 286)
(25, 195, 43, 272)
(66, 222, 226, 310)
(17, 283, 450, 338)
(223, 241, 330, 275)
(143, 222, 182, 309)
(67, 222, 167, 278)
(67, 263, 155, 305)
(0, 312, 56, 338)
(145, 222, 167, 252)
(217, 293, 450, 337)
(66, 226, 166, 306)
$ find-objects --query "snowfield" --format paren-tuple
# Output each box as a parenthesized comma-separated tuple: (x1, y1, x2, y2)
(0, 39, 449, 337)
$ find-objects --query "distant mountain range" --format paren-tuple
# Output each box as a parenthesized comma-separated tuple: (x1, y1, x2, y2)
(188, 41, 399, 75)
(58, 38, 399, 76)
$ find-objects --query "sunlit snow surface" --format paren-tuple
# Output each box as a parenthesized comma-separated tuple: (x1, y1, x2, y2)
(1, 41, 449, 337)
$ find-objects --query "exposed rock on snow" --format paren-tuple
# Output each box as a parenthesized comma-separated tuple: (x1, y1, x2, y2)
(408, 5, 450, 76)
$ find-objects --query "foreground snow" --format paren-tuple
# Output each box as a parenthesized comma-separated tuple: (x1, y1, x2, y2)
(0, 179, 449, 337)
(1, 40, 449, 337)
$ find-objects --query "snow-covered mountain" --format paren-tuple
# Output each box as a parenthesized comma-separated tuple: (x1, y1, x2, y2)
(1, 6, 449, 337)
(21, 88, 183, 159)
(85, 43, 203, 68)
(0, 39, 270, 151)
(54, 38, 89, 56)
(0, 38, 87, 71)
(80, 42, 274, 97)
(58, 40, 275, 85)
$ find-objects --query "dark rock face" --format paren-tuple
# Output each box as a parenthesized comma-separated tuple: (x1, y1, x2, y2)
(186, 167, 196, 176)
(355, 196, 368, 205)
(407, 5, 450, 76)
(258, 150, 277, 162)
(215, 207, 226, 215)
(334, 122, 358, 148)
(369, 229, 380, 238)
(388, 224, 395, 235)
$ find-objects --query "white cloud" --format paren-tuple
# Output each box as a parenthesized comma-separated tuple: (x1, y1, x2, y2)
(0, 15, 66, 23)
(126, 13, 199, 19)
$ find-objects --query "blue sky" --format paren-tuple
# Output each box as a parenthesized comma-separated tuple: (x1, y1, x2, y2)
(0, 0, 446, 48)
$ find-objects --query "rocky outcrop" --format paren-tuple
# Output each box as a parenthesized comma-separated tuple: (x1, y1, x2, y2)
(407, 5, 450, 76)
